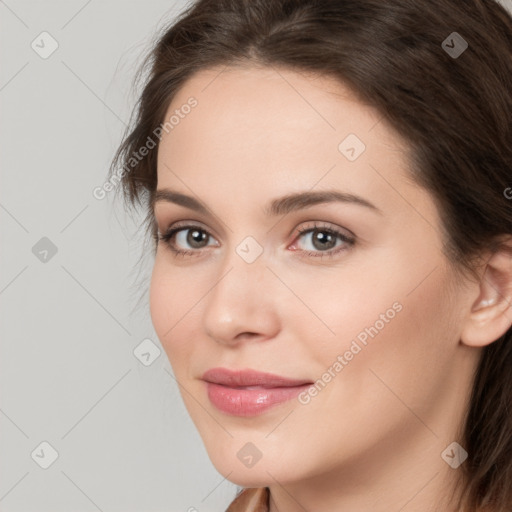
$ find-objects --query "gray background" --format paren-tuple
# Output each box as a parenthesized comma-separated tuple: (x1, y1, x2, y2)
(1, 1, 511, 511)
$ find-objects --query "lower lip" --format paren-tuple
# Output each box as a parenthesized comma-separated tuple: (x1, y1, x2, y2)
(205, 382, 311, 416)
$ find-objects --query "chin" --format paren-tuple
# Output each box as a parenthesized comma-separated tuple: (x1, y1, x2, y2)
(206, 446, 298, 487)
(225, 472, 271, 488)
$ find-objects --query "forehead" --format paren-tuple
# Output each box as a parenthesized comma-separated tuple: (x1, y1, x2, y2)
(162, 64, 388, 146)
(155, 65, 425, 223)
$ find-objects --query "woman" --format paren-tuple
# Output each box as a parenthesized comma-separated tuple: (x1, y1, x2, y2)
(108, 0, 512, 510)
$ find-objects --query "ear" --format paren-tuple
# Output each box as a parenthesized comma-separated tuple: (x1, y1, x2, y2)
(460, 240, 512, 348)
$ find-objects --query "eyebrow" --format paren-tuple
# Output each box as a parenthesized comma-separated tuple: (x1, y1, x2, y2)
(151, 188, 383, 217)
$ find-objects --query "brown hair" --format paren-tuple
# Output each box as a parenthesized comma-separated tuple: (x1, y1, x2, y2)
(108, 0, 512, 510)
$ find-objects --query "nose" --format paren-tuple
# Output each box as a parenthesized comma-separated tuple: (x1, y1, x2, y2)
(202, 251, 281, 347)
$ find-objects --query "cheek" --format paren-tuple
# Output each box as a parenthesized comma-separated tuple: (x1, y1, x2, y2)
(149, 258, 193, 361)
(334, 269, 457, 411)
(300, 255, 457, 405)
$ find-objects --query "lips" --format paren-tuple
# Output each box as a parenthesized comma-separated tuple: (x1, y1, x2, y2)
(201, 367, 314, 416)
(201, 367, 313, 388)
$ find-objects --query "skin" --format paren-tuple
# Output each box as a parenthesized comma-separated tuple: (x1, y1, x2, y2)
(149, 64, 512, 512)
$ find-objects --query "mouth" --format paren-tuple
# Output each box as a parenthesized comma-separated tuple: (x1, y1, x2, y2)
(201, 367, 313, 387)
(201, 367, 314, 416)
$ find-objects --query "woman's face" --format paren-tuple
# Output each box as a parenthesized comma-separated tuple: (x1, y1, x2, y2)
(150, 65, 479, 488)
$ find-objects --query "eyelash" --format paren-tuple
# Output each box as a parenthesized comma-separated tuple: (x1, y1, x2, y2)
(155, 222, 355, 260)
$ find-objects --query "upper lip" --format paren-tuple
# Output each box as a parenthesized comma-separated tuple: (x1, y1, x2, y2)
(201, 367, 313, 388)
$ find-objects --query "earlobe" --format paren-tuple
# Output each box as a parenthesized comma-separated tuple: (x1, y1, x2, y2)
(460, 245, 512, 348)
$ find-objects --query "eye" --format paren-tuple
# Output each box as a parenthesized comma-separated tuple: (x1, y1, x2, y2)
(290, 222, 355, 259)
(155, 223, 218, 258)
(155, 221, 355, 259)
